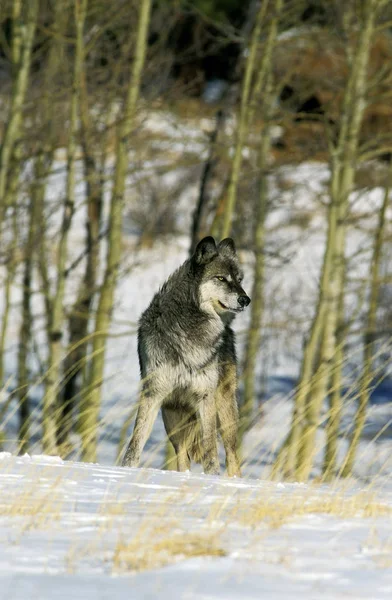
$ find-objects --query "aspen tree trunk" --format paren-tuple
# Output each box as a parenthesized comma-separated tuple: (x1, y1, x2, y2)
(340, 181, 389, 477)
(80, 0, 152, 462)
(239, 129, 269, 440)
(220, 0, 269, 239)
(294, 173, 349, 481)
(59, 66, 106, 449)
(295, 268, 342, 481)
(273, 204, 336, 478)
(240, 0, 283, 440)
(0, 262, 13, 389)
(189, 109, 225, 255)
(0, 224, 20, 449)
(35, 1, 67, 310)
(274, 0, 379, 480)
(0, 214, 18, 390)
(11, 0, 23, 66)
(0, 1, 32, 383)
(17, 193, 41, 453)
(322, 266, 346, 480)
(0, 0, 38, 215)
(42, 0, 88, 454)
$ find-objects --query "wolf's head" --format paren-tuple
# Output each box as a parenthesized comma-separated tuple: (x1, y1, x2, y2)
(192, 236, 250, 317)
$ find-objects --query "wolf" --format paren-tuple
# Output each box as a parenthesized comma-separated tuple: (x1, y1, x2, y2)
(122, 236, 250, 476)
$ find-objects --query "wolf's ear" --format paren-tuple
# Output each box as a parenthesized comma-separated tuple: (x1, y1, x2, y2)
(193, 236, 218, 265)
(218, 237, 237, 258)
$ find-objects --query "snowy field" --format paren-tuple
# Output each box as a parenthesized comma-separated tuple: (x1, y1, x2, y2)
(0, 452, 392, 600)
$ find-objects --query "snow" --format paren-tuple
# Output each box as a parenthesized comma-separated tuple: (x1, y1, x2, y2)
(0, 453, 391, 599)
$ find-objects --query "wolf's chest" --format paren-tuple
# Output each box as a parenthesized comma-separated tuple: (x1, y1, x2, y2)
(158, 361, 220, 400)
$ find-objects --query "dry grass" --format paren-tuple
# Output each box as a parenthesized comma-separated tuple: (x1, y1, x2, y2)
(112, 530, 226, 573)
(239, 492, 392, 529)
(0, 478, 64, 530)
(205, 489, 392, 530)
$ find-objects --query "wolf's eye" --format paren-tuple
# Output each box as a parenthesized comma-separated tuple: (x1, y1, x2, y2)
(216, 276, 226, 282)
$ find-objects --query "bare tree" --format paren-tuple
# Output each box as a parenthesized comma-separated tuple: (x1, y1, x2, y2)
(274, 0, 383, 481)
(220, 0, 270, 239)
(340, 174, 390, 477)
(80, 0, 152, 462)
(240, 0, 283, 439)
(0, 0, 38, 215)
(41, 0, 88, 455)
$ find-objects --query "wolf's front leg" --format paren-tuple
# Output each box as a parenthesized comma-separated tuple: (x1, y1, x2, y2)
(216, 363, 241, 477)
(122, 391, 160, 468)
(198, 393, 220, 475)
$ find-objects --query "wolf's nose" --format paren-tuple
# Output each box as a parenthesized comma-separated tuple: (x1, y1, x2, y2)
(238, 295, 251, 308)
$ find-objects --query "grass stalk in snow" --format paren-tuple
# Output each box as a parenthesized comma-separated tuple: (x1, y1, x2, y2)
(112, 532, 226, 573)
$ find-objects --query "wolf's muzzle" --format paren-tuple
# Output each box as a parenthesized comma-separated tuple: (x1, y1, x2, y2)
(238, 295, 251, 308)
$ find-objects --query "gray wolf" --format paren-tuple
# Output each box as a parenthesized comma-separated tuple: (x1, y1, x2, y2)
(122, 236, 250, 476)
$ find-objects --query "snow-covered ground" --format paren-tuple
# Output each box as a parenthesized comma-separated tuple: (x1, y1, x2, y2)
(1, 452, 392, 600)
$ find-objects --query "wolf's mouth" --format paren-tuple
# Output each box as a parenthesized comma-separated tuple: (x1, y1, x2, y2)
(217, 301, 243, 313)
(218, 301, 228, 309)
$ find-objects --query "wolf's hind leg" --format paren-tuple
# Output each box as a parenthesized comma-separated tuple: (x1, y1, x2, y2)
(162, 407, 191, 472)
(198, 393, 220, 475)
(122, 383, 161, 468)
(216, 363, 241, 477)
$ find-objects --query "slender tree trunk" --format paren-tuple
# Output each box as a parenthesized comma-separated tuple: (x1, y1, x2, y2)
(275, 199, 337, 478)
(239, 142, 268, 439)
(0, 1, 31, 383)
(11, 0, 23, 66)
(43, 0, 88, 454)
(0, 212, 18, 388)
(322, 265, 346, 480)
(0, 265, 13, 389)
(59, 70, 105, 448)
(35, 2, 67, 325)
(295, 270, 342, 481)
(220, 0, 269, 239)
(240, 0, 283, 440)
(17, 191, 41, 453)
(0, 208, 19, 449)
(189, 109, 225, 255)
(80, 0, 152, 462)
(340, 180, 389, 477)
(0, 0, 38, 216)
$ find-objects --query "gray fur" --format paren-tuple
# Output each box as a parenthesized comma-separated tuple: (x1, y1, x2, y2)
(122, 236, 250, 476)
